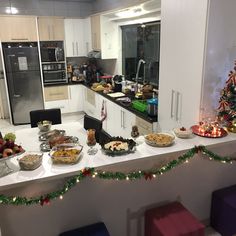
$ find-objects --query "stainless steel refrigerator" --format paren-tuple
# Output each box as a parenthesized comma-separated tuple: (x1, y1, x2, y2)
(2, 42, 44, 125)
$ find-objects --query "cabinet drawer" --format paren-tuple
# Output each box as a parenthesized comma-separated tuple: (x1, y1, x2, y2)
(136, 117, 153, 135)
(44, 100, 69, 114)
(44, 86, 68, 101)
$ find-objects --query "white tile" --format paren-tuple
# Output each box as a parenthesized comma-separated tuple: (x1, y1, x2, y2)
(0, 112, 84, 135)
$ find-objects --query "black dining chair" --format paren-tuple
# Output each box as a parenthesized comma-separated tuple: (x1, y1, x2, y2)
(29, 108, 62, 128)
(83, 114, 102, 143)
(99, 129, 112, 145)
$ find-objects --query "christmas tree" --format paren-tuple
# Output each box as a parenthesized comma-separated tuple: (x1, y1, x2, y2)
(217, 61, 236, 126)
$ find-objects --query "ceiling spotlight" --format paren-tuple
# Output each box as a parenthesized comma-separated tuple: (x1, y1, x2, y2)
(5, 7, 18, 14)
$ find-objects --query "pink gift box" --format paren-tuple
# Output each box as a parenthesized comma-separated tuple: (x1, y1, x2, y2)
(145, 201, 205, 236)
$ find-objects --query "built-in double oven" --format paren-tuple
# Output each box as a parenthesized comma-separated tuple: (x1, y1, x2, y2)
(40, 41, 67, 85)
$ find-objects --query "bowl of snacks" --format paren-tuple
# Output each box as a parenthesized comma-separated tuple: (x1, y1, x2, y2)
(37, 120, 52, 132)
(49, 143, 83, 164)
(145, 133, 175, 147)
(18, 152, 43, 170)
(173, 127, 192, 138)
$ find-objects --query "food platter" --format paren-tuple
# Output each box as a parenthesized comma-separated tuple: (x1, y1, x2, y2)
(38, 129, 65, 141)
(191, 125, 227, 138)
(101, 137, 136, 156)
(40, 136, 79, 152)
(0, 149, 25, 162)
(49, 143, 83, 165)
(145, 133, 175, 147)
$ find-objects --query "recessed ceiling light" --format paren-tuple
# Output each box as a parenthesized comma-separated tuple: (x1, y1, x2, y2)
(115, 7, 147, 18)
(5, 7, 18, 14)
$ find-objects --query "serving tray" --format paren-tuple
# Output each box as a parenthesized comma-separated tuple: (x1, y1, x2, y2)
(38, 129, 65, 141)
(40, 136, 79, 152)
(101, 137, 136, 156)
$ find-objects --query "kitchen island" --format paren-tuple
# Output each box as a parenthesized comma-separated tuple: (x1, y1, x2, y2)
(0, 122, 236, 236)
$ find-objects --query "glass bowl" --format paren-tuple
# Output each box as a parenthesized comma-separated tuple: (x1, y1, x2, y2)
(37, 120, 52, 132)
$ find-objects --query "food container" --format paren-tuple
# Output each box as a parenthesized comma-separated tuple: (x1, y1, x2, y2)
(173, 127, 192, 138)
(147, 98, 158, 116)
(49, 143, 83, 164)
(145, 133, 175, 147)
(132, 100, 147, 113)
(18, 152, 43, 170)
(37, 120, 52, 132)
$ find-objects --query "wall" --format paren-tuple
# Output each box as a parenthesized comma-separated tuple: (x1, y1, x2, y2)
(0, 143, 236, 236)
(200, 0, 236, 120)
(0, 0, 93, 17)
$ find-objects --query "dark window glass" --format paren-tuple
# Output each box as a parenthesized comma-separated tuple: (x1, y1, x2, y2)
(122, 21, 160, 87)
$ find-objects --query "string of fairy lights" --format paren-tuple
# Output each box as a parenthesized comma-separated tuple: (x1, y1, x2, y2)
(0, 145, 235, 206)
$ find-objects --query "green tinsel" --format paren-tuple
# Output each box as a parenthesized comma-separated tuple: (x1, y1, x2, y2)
(0, 145, 235, 206)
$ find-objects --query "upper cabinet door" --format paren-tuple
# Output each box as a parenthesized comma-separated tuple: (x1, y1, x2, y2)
(38, 17, 65, 41)
(90, 15, 101, 51)
(90, 14, 119, 59)
(64, 18, 91, 57)
(64, 19, 74, 57)
(0, 16, 38, 42)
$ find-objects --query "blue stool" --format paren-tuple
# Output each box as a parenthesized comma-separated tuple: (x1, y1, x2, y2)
(211, 184, 236, 236)
(59, 222, 110, 236)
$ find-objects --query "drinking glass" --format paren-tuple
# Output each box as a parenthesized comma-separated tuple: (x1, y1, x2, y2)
(87, 129, 98, 155)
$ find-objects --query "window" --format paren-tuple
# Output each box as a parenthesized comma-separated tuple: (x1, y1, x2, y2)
(121, 21, 160, 87)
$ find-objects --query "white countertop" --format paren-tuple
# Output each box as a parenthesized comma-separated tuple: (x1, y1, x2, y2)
(0, 122, 236, 190)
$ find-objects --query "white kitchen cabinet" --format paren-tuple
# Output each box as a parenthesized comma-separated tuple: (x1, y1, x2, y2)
(64, 18, 91, 57)
(158, 0, 208, 131)
(44, 99, 70, 114)
(44, 86, 70, 114)
(68, 85, 84, 113)
(83, 87, 96, 117)
(105, 98, 136, 138)
(90, 15, 119, 59)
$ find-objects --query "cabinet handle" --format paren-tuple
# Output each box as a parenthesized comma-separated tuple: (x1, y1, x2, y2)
(171, 89, 175, 119)
(86, 42, 89, 54)
(48, 25, 51, 40)
(122, 110, 126, 128)
(52, 25, 55, 40)
(11, 38, 29, 40)
(72, 42, 75, 56)
(69, 87, 71, 99)
(49, 92, 63, 96)
(120, 110, 123, 128)
(76, 42, 79, 55)
(176, 92, 181, 121)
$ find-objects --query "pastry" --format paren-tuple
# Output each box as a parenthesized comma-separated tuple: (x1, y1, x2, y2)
(173, 127, 192, 138)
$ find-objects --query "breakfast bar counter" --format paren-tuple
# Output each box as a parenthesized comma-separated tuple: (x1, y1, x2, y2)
(0, 122, 236, 191)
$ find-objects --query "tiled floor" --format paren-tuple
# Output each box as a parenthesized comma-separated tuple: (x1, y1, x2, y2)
(0, 112, 84, 135)
(0, 112, 221, 236)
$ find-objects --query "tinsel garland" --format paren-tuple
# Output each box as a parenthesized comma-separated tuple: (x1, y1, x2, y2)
(0, 145, 235, 206)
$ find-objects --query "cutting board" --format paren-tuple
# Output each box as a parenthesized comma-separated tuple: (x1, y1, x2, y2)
(107, 92, 126, 98)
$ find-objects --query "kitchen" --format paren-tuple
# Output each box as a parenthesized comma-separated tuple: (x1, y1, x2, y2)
(0, 0, 236, 236)
(0, 0, 160, 139)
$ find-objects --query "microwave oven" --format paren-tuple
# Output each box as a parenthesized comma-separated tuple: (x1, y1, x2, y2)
(40, 41, 65, 62)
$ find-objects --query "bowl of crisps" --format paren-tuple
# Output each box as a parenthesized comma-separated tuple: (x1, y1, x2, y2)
(145, 133, 175, 147)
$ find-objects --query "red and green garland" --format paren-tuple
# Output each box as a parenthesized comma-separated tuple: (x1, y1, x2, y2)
(0, 145, 235, 206)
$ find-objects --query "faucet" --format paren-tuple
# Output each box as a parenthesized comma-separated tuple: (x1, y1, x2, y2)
(135, 59, 146, 84)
